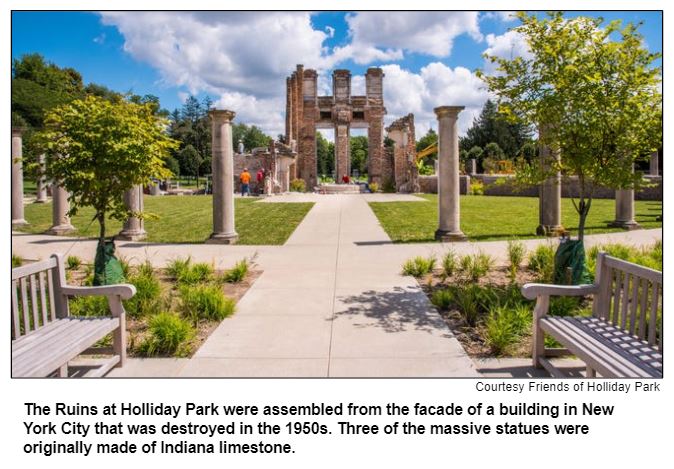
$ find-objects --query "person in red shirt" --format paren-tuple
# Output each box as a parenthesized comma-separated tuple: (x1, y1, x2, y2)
(341, 174, 350, 184)
(256, 168, 265, 194)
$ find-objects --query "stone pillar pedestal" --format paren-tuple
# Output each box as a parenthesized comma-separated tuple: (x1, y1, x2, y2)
(536, 130, 564, 236)
(117, 185, 147, 240)
(35, 154, 48, 203)
(206, 109, 238, 244)
(434, 106, 467, 242)
(12, 128, 28, 227)
(47, 182, 75, 235)
(610, 188, 640, 230)
(650, 151, 659, 176)
(149, 183, 162, 196)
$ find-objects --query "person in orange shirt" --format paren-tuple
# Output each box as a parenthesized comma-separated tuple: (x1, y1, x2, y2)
(240, 168, 251, 196)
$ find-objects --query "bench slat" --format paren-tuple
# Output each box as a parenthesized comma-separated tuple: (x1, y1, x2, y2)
(13, 318, 98, 357)
(12, 280, 20, 339)
(12, 318, 119, 377)
(628, 275, 639, 335)
(638, 279, 649, 341)
(39, 272, 49, 327)
(649, 283, 660, 347)
(604, 256, 662, 283)
(20, 277, 30, 334)
(611, 269, 621, 326)
(11, 257, 58, 280)
(30, 274, 40, 330)
(541, 316, 662, 378)
(620, 272, 630, 330)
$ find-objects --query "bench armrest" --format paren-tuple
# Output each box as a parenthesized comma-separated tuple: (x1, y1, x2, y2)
(521, 283, 598, 300)
(61, 284, 137, 300)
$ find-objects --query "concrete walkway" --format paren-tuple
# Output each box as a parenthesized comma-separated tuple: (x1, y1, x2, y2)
(12, 193, 661, 378)
(178, 194, 478, 377)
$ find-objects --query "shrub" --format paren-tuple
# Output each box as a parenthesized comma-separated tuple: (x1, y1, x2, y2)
(69, 295, 109, 317)
(124, 273, 162, 318)
(117, 256, 131, 278)
(66, 255, 82, 270)
(166, 257, 191, 280)
(12, 254, 23, 268)
(180, 284, 236, 323)
(469, 180, 485, 195)
(290, 178, 306, 192)
(507, 240, 526, 280)
(587, 242, 662, 276)
(382, 179, 396, 193)
(458, 252, 494, 282)
(221, 259, 249, 283)
(528, 243, 555, 283)
(137, 260, 155, 278)
(368, 182, 379, 193)
(441, 250, 457, 277)
(549, 296, 584, 317)
(401, 256, 436, 278)
(431, 289, 453, 310)
(183, 262, 214, 284)
(484, 304, 532, 355)
(452, 284, 485, 326)
(138, 312, 194, 356)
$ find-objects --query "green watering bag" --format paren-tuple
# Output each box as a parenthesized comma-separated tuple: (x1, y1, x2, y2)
(553, 238, 591, 285)
(93, 239, 126, 286)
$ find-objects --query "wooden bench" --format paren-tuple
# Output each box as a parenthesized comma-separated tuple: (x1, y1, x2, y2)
(522, 252, 662, 378)
(12, 253, 136, 378)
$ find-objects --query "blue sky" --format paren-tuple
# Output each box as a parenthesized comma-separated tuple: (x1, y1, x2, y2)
(12, 11, 663, 138)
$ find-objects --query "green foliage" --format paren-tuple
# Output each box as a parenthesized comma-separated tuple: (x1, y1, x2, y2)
(480, 12, 662, 241)
(457, 252, 494, 282)
(431, 289, 454, 310)
(469, 180, 485, 195)
(483, 142, 504, 159)
(138, 312, 194, 357)
(415, 159, 435, 176)
(12, 254, 23, 268)
(586, 242, 662, 276)
(166, 257, 192, 280)
(507, 240, 526, 280)
(66, 255, 82, 270)
(69, 295, 109, 317)
(350, 135, 369, 176)
(528, 244, 556, 283)
(180, 284, 236, 323)
(316, 131, 334, 177)
(484, 304, 532, 355)
(173, 260, 214, 286)
(382, 179, 396, 193)
(221, 259, 249, 284)
(124, 270, 162, 318)
(290, 178, 307, 192)
(401, 256, 436, 278)
(368, 182, 379, 193)
(548, 296, 585, 317)
(416, 128, 438, 164)
(441, 250, 458, 277)
(451, 284, 487, 326)
(177, 144, 202, 177)
(36, 95, 178, 243)
(467, 146, 483, 162)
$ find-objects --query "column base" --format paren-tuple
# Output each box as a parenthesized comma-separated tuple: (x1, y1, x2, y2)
(116, 230, 148, 241)
(46, 224, 76, 235)
(536, 224, 566, 237)
(12, 219, 28, 228)
(206, 232, 239, 244)
(608, 220, 641, 230)
(435, 229, 467, 242)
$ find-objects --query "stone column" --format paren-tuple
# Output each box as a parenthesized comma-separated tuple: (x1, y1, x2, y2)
(335, 123, 350, 182)
(466, 158, 477, 175)
(47, 181, 75, 235)
(207, 109, 238, 244)
(536, 129, 564, 236)
(35, 154, 48, 203)
(650, 151, 659, 176)
(434, 106, 467, 242)
(610, 189, 639, 230)
(11, 128, 28, 227)
(117, 185, 147, 240)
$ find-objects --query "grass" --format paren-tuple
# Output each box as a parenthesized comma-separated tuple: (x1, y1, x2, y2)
(369, 195, 662, 242)
(19, 196, 314, 245)
(401, 256, 436, 278)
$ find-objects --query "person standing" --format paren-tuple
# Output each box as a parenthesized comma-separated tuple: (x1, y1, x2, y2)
(256, 168, 265, 194)
(240, 167, 251, 196)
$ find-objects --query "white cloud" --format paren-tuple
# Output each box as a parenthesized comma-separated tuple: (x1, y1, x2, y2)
(381, 63, 490, 137)
(214, 92, 285, 138)
(325, 26, 335, 38)
(342, 12, 483, 63)
(482, 30, 531, 73)
(482, 11, 518, 23)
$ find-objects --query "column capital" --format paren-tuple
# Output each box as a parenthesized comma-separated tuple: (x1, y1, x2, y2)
(12, 127, 26, 137)
(434, 106, 464, 119)
(208, 109, 236, 123)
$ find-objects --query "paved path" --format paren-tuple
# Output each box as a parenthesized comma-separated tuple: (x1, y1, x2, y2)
(178, 194, 477, 377)
(12, 193, 661, 378)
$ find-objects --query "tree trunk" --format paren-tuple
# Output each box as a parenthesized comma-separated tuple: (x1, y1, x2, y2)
(98, 213, 106, 247)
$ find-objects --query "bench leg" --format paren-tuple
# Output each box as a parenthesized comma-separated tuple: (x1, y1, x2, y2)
(108, 297, 127, 368)
(586, 366, 596, 378)
(532, 296, 549, 368)
(58, 364, 68, 378)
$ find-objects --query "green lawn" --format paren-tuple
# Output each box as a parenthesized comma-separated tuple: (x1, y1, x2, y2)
(19, 196, 314, 245)
(369, 194, 662, 242)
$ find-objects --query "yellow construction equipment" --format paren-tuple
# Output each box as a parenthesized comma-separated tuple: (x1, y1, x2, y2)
(416, 141, 437, 160)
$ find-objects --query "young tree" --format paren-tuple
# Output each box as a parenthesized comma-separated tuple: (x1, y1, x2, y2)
(350, 135, 369, 176)
(37, 95, 177, 249)
(480, 12, 661, 241)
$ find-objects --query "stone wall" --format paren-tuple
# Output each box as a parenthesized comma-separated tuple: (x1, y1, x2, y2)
(233, 153, 268, 193)
(418, 173, 662, 200)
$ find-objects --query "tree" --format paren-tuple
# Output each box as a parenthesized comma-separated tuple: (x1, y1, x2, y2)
(178, 144, 202, 178)
(467, 145, 483, 162)
(480, 12, 661, 241)
(243, 125, 272, 151)
(350, 136, 368, 176)
(37, 95, 177, 249)
(316, 131, 333, 177)
(459, 99, 532, 158)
